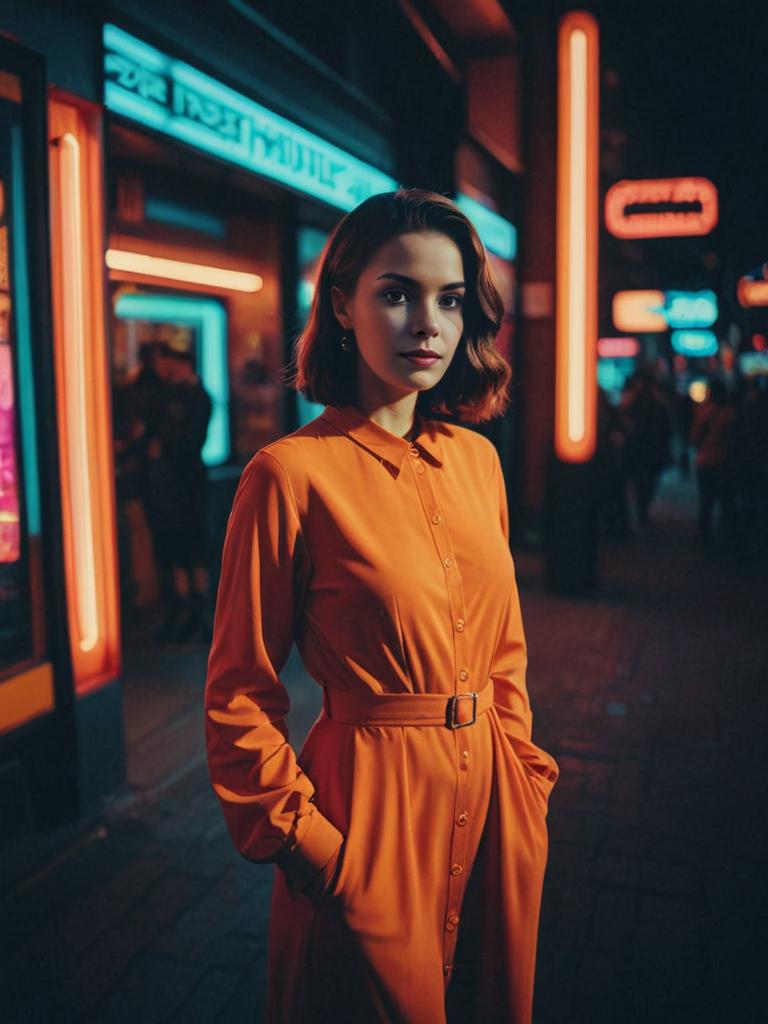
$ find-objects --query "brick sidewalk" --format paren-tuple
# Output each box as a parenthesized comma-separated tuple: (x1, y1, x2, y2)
(2, 471, 766, 1022)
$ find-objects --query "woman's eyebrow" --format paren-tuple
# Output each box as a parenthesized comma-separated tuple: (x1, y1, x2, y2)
(376, 272, 466, 291)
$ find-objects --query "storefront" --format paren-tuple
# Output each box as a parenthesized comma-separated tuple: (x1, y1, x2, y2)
(0, 10, 398, 830)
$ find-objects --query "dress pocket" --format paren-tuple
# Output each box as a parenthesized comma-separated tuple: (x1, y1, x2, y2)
(509, 735, 559, 808)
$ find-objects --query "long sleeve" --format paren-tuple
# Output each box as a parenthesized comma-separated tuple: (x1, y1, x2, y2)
(489, 452, 559, 787)
(204, 449, 343, 890)
(488, 450, 533, 743)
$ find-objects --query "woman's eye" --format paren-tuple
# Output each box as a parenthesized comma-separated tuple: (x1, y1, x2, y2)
(383, 289, 408, 303)
(440, 294, 463, 309)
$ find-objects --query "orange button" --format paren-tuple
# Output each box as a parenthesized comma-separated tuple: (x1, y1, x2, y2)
(448, 913, 460, 926)
(415, 463, 425, 475)
(459, 763, 468, 772)
(432, 513, 442, 524)
(444, 557, 454, 568)
(456, 812, 468, 826)
(459, 669, 469, 682)
(461, 750, 469, 760)
(409, 446, 419, 457)
(455, 619, 465, 632)
(445, 920, 455, 932)
(450, 864, 463, 876)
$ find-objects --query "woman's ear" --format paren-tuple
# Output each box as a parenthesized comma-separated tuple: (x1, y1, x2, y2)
(330, 285, 353, 331)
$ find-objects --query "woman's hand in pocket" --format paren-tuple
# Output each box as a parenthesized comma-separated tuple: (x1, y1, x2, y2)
(302, 839, 346, 911)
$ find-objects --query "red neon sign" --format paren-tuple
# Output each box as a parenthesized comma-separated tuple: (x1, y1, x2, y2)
(597, 337, 639, 359)
(605, 177, 718, 239)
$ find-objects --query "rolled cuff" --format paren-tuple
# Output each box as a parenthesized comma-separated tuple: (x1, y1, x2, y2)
(281, 808, 344, 892)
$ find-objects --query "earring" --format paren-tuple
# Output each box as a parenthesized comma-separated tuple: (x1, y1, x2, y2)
(340, 333, 352, 352)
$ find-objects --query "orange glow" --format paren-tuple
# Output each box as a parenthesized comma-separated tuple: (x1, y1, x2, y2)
(613, 290, 666, 332)
(49, 93, 121, 694)
(0, 663, 54, 735)
(555, 10, 599, 463)
(737, 277, 768, 308)
(605, 177, 718, 239)
(105, 249, 263, 293)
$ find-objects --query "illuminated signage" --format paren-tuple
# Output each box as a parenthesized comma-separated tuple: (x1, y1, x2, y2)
(103, 25, 398, 211)
(114, 293, 230, 466)
(605, 177, 718, 238)
(49, 94, 121, 691)
(664, 290, 717, 328)
(671, 330, 717, 357)
(455, 194, 517, 260)
(105, 248, 262, 292)
(613, 290, 666, 333)
(555, 11, 600, 464)
(739, 351, 768, 377)
(737, 277, 768, 308)
(597, 337, 639, 359)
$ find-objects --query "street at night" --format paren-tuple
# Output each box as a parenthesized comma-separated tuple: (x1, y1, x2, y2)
(1, 0, 767, 1021)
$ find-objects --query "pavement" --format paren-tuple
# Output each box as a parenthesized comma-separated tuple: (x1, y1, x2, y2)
(1, 467, 767, 1023)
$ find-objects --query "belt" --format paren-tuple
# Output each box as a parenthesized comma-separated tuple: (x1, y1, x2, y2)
(323, 683, 494, 729)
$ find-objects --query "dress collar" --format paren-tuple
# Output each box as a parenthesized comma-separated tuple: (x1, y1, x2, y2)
(321, 404, 443, 474)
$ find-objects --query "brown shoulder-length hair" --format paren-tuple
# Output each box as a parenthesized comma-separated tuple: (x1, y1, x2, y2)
(289, 188, 512, 422)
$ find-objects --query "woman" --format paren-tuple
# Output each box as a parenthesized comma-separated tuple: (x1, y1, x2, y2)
(204, 189, 559, 1022)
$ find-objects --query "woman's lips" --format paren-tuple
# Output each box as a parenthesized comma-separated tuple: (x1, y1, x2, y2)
(399, 353, 441, 367)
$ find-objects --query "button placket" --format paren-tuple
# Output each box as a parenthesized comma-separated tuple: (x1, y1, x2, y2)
(410, 453, 474, 977)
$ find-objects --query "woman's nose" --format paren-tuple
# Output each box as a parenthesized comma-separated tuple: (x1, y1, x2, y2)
(411, 306, 439, 337)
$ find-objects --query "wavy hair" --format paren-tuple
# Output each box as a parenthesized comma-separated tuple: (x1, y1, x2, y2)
(289, 188, 511, 422)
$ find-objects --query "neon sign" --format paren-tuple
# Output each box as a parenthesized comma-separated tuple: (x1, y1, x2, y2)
(455, 194, 517, 261)
(597, 337, 639, 359)
(671, 330, 717, 357)
(663, 290, 718, 328)
(103, 24, 398, 212)
(605, 177, 718, 238)
(737, 277, 768, 308)
(613, 290, 666, 333)
(555, 11, 600, 464)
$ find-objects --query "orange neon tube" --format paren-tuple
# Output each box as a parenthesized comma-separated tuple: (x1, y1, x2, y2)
(105, 249, 263, 292)
(555, 11, 599, 463)
(49, 93, 121, 693)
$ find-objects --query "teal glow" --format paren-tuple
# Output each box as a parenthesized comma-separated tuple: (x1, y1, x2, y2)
(671, 330, 718, 357)
(663, 290, 718, 329)
(11, 122, 41, 536)
(114, 294, 230, 465)
(144, 197, 226, 238)
(104, 24, 398, 211)
(295, 226, 328, 426)
(455, 194, 517, 260)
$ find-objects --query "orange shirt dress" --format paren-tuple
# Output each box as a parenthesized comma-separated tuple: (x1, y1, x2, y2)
(204, 403, 559, 1023)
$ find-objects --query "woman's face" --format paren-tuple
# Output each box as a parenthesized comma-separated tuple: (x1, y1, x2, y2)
(331, 231, 466, 402)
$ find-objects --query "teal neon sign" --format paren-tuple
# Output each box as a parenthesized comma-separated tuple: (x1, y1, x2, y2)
(103, 25, 398, 211)
(660, 290, 718, 329)
(455, 194, 517, 261)
(114, 294, 230, 465)
(671, 330, 718, 357)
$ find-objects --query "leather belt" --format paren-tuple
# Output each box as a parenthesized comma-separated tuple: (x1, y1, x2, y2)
(323, 683, 494, 729)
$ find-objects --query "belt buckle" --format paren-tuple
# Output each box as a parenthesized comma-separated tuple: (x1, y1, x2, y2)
(447, 692, 478, 729)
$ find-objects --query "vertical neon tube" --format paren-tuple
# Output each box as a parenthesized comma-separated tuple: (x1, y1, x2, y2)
(49, 94, 121, 693)
(58, 133, 99, 652)
(556, 11, 599, 462)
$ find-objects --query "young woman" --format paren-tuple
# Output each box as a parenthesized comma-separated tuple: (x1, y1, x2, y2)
(204, 189, 559, 1023)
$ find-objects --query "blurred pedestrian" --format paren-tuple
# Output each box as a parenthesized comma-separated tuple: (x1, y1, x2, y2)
(620, 369, 673, 528)
(143, 335, 213, 642)
(205, 189, 559, 1023)
(690, 378, 737, 543)
(596, 387, 630, 540)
